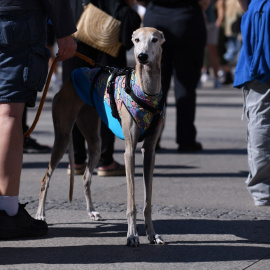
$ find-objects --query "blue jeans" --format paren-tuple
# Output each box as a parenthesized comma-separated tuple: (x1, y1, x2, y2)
(223, 36, 241, 62)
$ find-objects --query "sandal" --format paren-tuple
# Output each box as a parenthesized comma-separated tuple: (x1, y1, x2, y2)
(67, 163, 87, 175)
(97, 161, 126, 177)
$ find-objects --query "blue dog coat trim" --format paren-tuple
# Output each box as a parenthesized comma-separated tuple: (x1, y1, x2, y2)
(71, 67, 165, 141)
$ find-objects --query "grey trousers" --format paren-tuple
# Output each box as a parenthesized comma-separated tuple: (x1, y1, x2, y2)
(245, 80, 270, 206)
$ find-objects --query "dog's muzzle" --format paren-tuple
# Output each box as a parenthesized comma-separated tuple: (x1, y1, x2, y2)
(137, 53, 149, 64)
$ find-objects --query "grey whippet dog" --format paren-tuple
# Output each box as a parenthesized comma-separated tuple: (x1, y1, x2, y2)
(36, 27, 165, 247)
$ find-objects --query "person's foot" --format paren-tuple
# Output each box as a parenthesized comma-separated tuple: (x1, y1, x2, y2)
(177, 142, 203, 153)
(0, 203, 48, 239)
(97, 161, 126, 177)
(67, 163, 87, 175)
(222, 72, 233, 85)
(214, 78, 222, 89)
(23, 137, 50, 154)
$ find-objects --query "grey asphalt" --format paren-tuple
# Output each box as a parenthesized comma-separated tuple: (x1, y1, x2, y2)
(1, 68, 270, 269)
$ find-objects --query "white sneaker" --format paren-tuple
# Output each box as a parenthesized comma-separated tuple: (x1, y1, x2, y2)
(201, 73, 209, 83)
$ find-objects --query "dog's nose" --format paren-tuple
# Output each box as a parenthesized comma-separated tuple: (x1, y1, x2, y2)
(138, 53, 148, 62)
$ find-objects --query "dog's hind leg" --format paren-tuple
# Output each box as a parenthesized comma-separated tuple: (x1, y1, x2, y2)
(36, 79, 84, 221)
(141, 124, 164, 245)
(76, 105, 102, 221)
(35, 162, 54, 221)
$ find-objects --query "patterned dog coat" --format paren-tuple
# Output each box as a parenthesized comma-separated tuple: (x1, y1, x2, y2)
(71, 67, 165, 141)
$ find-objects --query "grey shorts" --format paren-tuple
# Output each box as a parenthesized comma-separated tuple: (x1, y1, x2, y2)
(0, 10, 50, 107)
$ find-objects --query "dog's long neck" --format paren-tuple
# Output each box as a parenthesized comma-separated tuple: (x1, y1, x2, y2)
(135, 61, 161, 96)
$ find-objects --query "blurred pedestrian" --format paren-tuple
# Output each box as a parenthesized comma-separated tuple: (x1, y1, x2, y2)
(234, 0, 270, 206)
(202, 0, 222, 89)
(0, 0, 77, 239)
(138, 0, 208, 152)
(217, 0, 243, 85)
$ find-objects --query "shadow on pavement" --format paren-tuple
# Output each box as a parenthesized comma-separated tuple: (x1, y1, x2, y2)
(1, 219, 270, 265)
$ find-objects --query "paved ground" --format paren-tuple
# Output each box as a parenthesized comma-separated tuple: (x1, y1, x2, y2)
(1, 66, 270, 269)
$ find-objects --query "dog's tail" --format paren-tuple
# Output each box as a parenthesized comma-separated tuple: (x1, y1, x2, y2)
(68, 137, 75, 202)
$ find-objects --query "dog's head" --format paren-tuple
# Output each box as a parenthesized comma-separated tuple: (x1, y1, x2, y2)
(132, 27, 165, 65)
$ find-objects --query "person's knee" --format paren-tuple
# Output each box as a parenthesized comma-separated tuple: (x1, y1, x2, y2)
(0, 103, 25, 118)
(0, 103, 25, 133)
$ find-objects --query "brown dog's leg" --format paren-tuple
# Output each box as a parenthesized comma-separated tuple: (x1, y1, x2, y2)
(121, 107, 141, 247)
(76, 105, 102, 220)
(36, 79, 85, 220)
(141, 124, 164, 244)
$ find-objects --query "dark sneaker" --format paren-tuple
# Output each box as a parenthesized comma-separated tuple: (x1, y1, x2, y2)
(0, 203, 48, 239)
(97, 161, 126, 177)
(178, 142, 203, 153)
(67, 163, 87, 175)
(23, 137, 50, 154)
(222, 72, 234, 85)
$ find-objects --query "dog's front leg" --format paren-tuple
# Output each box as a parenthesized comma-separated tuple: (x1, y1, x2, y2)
(122, 108, 140, 247)
(125, 138, 139, 247)
(141, 124, 164, 245)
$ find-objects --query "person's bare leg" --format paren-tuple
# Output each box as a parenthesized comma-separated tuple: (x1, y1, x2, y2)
(207, 44, 220, 79)
(0, 103, 48, 239)
(0, 103, 24, 196)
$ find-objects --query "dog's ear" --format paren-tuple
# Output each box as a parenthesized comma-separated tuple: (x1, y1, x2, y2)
(159, 31, 165, 45)
(131, 31, 137, 44)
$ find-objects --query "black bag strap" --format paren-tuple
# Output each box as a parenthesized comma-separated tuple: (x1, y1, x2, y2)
(82, 0, 102, 8)
(82, 0, 90, 7)
(107, 68, 122, 123)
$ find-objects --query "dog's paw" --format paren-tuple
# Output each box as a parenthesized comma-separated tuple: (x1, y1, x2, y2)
(126, 235, 140, 247)
(149, 234, 165, 245)
(89, 211, 102, 221)
(35, 213, 46, 221)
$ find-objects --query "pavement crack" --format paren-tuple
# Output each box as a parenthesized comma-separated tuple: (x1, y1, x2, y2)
(242, 252, 270, 269)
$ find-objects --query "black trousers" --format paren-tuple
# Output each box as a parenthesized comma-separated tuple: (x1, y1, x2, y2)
(143, 2, 206, 145)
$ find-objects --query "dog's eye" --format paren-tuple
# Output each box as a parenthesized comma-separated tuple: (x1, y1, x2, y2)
(152, 37, 158, 43)
(135, 38, 140, 43)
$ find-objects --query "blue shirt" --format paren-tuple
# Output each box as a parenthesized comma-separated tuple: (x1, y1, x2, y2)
(233, 0, 270, 88)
